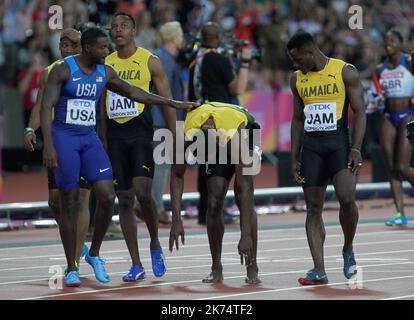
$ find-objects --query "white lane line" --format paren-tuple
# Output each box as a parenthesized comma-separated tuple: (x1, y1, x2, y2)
(18, 261, 414, 300)
(1, 240, 414, 274)
(0, 221, 399, 251)
(197, 275, 414, 300)
(380, 294, 414, 300)
(0, 229, 409, 262)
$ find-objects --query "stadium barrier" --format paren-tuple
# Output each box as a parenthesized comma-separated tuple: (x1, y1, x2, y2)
(1, 182, 413, 229)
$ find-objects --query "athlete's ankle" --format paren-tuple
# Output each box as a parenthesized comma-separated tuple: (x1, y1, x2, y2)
(149, 240, 161, 250)
(88, 249, 99, 257)
(211, 264, 223, 273)
(314, 266, 325, 273)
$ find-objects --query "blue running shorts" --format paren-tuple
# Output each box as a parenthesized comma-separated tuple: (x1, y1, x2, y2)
(52, 127, 113, 190)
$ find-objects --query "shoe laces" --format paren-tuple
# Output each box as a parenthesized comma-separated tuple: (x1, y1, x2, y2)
(67, 271, 78, 279)
(129, 265, 141, 274)
(95, 257, 107, 272)
(344, 252, 356, 265)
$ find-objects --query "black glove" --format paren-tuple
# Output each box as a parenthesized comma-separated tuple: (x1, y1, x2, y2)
(407, 121, 414, 146)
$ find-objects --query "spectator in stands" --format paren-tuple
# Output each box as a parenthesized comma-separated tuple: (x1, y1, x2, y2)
(18, 51, 45, 125)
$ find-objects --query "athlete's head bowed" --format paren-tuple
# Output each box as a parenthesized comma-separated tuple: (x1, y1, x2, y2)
(287, 32, 319, 74)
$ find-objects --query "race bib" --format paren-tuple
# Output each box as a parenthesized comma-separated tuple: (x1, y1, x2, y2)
(303, 102, 337, 132)
(66, 99, 96, 126)
(380, 78, 404, 97)
(107, 91, 140, 119)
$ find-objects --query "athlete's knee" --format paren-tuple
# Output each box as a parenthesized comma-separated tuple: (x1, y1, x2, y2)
(306, 201, 323, 216)
(338, 194, 356, 212)
(394, 163, 411, 178)
(48, 198, 60, 215)
(207, 195, 226, 218)
(117, 193, 134, 214)
(98, 191, 116, 209)
(234, 183, 253, 204)
(136, 191, 153, 208)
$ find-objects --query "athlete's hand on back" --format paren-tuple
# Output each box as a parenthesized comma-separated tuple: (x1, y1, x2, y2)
(347, 148, 363, 175)
(24, 132, 37, 152)
(169, 219, 185, 252)
(43, 143, 58, 168)
(168, 100, 199, 111)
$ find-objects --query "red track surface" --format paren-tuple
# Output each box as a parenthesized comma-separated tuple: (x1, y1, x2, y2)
(0, 198, 413, 300)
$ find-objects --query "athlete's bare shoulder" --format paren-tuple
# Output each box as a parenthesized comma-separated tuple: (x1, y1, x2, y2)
(148, 54, 164, 76)
(342, 63, 360, 82)
(47, 60, 69, 83)
(289, 71, 299, 92)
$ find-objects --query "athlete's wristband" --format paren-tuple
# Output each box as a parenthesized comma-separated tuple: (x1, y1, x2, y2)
(24, 127, 35, 136)
(240, 63, 250, 69)
(351, 148, 361, 153)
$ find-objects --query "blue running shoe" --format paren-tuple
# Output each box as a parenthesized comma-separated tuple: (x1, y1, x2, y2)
(122, 265, 146, 282)
(151, 248, 166, 277)
(64, 261, 79, 276)
(80, 244, 88, 259)
(65, 271, 81, 287)
(385, 213, 408, 226)
(85, 252, 110, 283)
(298, 268, 328, 286)
(343, 251, 357, 279)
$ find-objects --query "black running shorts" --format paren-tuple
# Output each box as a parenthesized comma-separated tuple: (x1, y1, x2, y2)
(300, 133, 350, 188)
(204, 122, 261, 181)
(108, 136, 154, 191)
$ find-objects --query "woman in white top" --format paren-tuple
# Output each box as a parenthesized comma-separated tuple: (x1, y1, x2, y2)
(372, 29, 414, 226)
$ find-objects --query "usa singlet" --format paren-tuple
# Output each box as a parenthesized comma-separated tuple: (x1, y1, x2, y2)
(53, 55, 106, 134)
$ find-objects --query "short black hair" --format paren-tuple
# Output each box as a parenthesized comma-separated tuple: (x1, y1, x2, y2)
(287, 32, 315, 51)
(75, 22, 96, 34)
(387, 28, 403, 43)
(113, 12, 136, 28)
(81, 27, 108, 47)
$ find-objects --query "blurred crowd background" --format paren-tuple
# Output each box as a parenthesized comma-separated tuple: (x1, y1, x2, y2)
(1, 0, 414, 172)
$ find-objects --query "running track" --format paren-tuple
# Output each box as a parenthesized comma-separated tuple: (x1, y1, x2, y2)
(0, 198, 413, 300)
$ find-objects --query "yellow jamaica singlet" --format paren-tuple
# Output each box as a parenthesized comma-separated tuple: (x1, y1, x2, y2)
(296, 58, 348, 136)
(105, 48, 153, 139)
(47, 59, 61, 74)
(184, 102, 256, 143)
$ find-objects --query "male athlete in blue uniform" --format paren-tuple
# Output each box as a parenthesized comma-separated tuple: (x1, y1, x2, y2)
(40, 27, 197, 287)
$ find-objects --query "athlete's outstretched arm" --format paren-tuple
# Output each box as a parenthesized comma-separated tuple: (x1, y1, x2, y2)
(24, 69, 48, 151)
(105, 65, 198, 111)
(169, 162, 187, 252)
(149, 55, 177, 135)
(40, 63, 68, 168)
(343, 64, 366, 174)
(289, 72, 305, 184)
